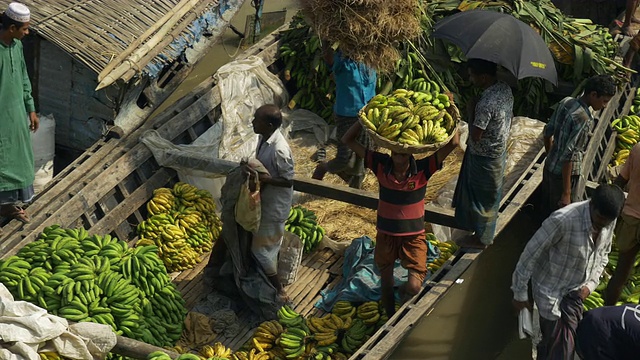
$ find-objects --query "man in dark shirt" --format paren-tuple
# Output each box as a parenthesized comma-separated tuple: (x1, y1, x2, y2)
(576, 304, 640, 360)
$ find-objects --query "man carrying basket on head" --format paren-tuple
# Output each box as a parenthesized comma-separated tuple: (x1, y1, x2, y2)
(342, 121, 459, 317)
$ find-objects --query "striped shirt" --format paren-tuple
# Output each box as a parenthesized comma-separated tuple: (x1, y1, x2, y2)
(511, 201, 614, 320)
(544, 97, 594, 176)
(365, 150, 440, 236)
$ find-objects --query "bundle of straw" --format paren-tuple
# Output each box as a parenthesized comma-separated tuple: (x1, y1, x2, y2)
(301, 0, 421, 73)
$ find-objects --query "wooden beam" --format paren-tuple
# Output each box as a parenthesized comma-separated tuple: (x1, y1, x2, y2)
(292, 177, 459, 228)
(113, 335, 180, 360)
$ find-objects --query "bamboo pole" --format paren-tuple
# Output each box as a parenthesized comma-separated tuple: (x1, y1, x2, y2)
(96, 0, 204, 90)
(97, 0, 194, 82)
(119, 0, 213, 84)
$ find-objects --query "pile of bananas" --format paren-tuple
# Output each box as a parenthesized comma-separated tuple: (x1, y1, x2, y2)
(251, 320, 284, 354)
(308, 313, 352, 346)
(628, 88, 640, 116)
(425, 233, 459, 273)
(285, 206, 326, 254)
(356, 301, 381, 326)
(331, 300, 356, 320)
(201, 343, 235, 360)
(0, 225, 187, 348)
(611, 115, 640, 167)
(137, 183, 222, 272)
(279, 14, 334, 121)
(340, 319, 369, 355)
(360, 89, 456, 146)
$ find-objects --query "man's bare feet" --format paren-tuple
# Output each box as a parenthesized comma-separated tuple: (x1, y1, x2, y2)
(456, 234, 488, 249)
(622, 25, 637, 37)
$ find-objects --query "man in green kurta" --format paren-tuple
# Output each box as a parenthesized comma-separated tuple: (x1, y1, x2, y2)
(0, 2, 38, 223)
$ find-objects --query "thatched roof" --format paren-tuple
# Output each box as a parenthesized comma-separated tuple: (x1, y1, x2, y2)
(1, 0, 228, 86)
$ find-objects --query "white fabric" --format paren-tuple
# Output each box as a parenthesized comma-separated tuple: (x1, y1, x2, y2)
(0, 284, 116, 360)
(255, 129, 294, 223)
(518, 308, 534, 339)
(6, 2, 29, 22)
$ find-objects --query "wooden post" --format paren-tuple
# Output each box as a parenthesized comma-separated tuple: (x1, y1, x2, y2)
(113, 335, 181, 360)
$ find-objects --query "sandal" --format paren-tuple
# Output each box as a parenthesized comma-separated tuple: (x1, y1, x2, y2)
(1, 205, 30, 223)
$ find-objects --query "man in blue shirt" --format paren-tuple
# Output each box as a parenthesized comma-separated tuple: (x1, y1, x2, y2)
(312, 47, 376, 189)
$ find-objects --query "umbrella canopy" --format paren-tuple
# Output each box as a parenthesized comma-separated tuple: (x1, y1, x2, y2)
(433, 10, 558, 85)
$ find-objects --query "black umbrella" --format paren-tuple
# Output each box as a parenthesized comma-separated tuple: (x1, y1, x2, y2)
(433, 10, 558, 85)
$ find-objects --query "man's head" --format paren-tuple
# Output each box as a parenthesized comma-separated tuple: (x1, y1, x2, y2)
(1, 2, 30, 40)
(252, 104, 282, 136)
(589, 184, 625, 231)
(467, 59, 498, 89)
(390, 151, 411, 168)
(583, 75, 616, 111)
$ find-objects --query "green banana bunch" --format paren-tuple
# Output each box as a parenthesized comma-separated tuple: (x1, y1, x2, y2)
(137, 183, 222, 272)
(0, 225, 187, 349)
(285, 206, 325, 254)
(277, 325, 309, 360)
(611, 115, 640, 167)
(356, 301, 381, 326)
(360, 89, 456, 146)
(340, 318, 369, 355)
(279, 14, 334, 122)
(331, 300, 356, 321)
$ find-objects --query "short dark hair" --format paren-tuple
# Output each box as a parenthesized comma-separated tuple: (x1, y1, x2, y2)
(591, 184, 625, 219)
(584, 75, 616, 97)
(0, 13, 24, 31)
(467, 58, 497, 77)
(257, 104, 282, 128)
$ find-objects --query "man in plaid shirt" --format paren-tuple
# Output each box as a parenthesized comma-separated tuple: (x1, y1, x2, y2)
(511, 184, 625, 360)
(542, 75, 616, 219)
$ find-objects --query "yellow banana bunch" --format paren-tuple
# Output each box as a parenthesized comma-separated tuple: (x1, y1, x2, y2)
(359, 89, 456, 146)
(425, 232, 459, 273)
(251, 320, 284, 352)
(138, 183, 222, 272)
(356, 301, 380, 326)
(331, 300, 356, 320)
(611, 115, 640, 166)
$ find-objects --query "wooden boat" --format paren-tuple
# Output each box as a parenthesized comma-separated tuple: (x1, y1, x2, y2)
(0, 24, 631, 360)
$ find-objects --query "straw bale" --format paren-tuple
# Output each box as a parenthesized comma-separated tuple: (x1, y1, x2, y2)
(289, 132, 463, 243)
(300, 0, 421, 72)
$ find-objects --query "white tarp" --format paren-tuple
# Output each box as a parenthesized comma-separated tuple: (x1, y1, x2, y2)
(0, 284, 116, 360)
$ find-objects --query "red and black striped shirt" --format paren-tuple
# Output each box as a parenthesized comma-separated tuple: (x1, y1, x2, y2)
(365, 150, 441, 236)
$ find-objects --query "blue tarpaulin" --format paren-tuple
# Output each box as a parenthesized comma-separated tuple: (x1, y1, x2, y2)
(315, 236, 441, 311)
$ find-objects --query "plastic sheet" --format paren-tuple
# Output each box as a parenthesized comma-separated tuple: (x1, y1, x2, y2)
(31, 114, 56, 194)
(142, 56, 288, 207)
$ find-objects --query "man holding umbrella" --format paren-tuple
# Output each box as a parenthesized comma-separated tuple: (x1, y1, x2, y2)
(453, 59, 513, 248)
(432, 10, 558, 248)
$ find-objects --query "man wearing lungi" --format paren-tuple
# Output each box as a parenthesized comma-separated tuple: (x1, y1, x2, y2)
(453, 59, 513, 248)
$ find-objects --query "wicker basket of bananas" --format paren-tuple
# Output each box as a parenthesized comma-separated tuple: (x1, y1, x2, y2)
(358, 89, 459, 154)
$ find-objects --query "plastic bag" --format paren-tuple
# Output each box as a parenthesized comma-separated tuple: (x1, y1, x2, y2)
(318, 235, 349, 256)
(278, 231, 304, 286)
(31, 114, 56, 194)
(235, 169, 261, 233)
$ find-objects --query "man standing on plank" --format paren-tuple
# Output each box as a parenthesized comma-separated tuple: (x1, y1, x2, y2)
(542, 75, 615, 219)
(0, 2, 38, 224)
(342, 121, 459, 317)
(249, 104, 295, 302)
(512, 184, 625, 360)
(452, 59, 513, 249)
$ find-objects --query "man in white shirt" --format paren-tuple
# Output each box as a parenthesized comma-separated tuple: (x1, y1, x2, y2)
(511, 184, 625, 360)
(249, 104, 294, 301)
